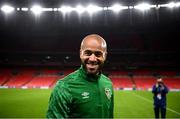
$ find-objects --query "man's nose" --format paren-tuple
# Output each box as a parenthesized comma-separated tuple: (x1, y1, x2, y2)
(89, 53, 97, 61)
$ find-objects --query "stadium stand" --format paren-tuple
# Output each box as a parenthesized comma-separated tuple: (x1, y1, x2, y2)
(0, 68, 62, 88)
(110, 76, 133, 89)
(131, 69, 153, 76)
(155, 71, 177, 76)
(0, 68, 180, 89)
(0, 69, 13, 86)
(109, 70, 180, 90)
(163, 77, 180, 89)
(41, 69, 60, 75)
(109, 71, 129, 76)
(132, 76, 156, 90)
(24, 76, 60, 88)
(4, 69, 35, 88)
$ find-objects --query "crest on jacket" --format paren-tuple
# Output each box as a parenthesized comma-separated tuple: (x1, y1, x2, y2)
(105, 88, 112, 100)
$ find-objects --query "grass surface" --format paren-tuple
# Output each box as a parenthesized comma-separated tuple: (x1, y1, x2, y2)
(0, 89, 180, 118)
(114, 90, 180, 118)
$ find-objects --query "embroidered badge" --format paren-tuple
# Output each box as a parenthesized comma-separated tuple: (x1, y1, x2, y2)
(105, 88, 112, 100)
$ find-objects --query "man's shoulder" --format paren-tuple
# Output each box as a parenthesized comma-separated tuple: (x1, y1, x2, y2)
(101, 73, 109, 79)
(55, 70, 79, 85)
(100, 74, 112, 83)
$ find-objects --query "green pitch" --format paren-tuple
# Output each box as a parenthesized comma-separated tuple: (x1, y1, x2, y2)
(0, 89, 180, 118)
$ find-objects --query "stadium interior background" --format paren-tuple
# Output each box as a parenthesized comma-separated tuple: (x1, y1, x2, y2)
(0, 0, 180, 86)
(0, 0, 180, 118)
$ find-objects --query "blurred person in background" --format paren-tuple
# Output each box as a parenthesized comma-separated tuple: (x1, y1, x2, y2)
(152, 77, 169, 119)
(46, 34, 114, 118)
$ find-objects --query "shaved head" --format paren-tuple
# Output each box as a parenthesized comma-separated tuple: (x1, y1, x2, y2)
(80, 34, 107, 52)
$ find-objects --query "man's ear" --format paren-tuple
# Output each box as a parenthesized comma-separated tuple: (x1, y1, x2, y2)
(80, 50, 82, 58)
(104, 52, 107, 60)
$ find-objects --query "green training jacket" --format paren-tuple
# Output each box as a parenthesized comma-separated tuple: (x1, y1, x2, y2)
(46, 66, 114, 118)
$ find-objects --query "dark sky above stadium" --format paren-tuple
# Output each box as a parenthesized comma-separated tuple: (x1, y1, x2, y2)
(0, 0, 180, 53)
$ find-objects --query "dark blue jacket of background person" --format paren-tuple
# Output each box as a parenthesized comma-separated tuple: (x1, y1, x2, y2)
(152, 84, 169, 107)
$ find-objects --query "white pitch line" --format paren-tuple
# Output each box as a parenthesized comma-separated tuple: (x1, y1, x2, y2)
(131, 91, 180, 116)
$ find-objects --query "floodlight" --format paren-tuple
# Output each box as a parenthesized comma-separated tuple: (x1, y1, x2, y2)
(167, 2, 176, 8)
(1, 5, 14, 13)
(176, 2, 180, 7)
(109, 4, 128, 12)
(53, 8, 58, 11)
(134, 3, 155, 11)
(86, 5, 102, 14)
(75, 5, 85, 14)
(103, 7, 108, 11)
(31, 5, 42, 15)
(42, 8, 53, 11)
(159, 2, 180, 8)
(129, 6, 134, 9)
(58, 6, 73, 13)
(21, 8, 28, 11)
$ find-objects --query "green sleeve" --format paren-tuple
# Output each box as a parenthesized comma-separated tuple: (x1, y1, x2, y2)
(46, 81, 72, 118)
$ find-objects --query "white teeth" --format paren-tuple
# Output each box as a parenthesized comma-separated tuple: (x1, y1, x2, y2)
(87, 63, 98, 65)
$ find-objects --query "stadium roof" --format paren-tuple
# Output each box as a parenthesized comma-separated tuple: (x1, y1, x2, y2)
(0, 0, 179, 68)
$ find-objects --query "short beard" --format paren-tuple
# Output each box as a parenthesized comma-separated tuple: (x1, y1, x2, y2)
(81, 59, 104, 75)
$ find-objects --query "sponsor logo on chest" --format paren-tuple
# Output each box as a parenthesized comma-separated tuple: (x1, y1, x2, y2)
(81, 92, 90, 99)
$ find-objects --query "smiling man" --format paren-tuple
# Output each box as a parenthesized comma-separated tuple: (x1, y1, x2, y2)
(80, 34, 107, 75)
(46, 34, 114, 118)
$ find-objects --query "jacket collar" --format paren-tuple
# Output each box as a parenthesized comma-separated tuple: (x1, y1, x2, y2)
(79, 65, 101, 82)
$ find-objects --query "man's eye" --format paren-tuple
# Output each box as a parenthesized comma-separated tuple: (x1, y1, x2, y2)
(84, 51, 92, 56)
(83, 50, 103, 57)
(94, 52, 103, 57)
